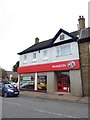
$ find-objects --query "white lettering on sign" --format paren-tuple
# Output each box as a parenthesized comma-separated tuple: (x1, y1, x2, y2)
(52, 64, 66, 68)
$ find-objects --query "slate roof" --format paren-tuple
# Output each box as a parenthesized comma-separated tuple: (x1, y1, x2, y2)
(18, 28, 78, 55)
(79, 27, 90, 39)
(18, 27, 90, 55)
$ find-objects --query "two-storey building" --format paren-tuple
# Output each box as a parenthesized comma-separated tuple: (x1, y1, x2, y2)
(18, 28, 83, 96)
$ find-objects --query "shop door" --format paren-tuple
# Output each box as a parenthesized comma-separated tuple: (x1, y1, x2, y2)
(57, 76, 70, 92)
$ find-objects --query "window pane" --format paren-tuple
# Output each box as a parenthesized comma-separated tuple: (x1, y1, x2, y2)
(44, 50, 47, 57)
(33, 53, 36, 59)
(61, 44, 71, 56)
(24, 55, 27, 60)
(56, 47, 60, 56)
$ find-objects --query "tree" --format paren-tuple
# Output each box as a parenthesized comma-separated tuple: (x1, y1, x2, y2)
(2, 69, 8, 79)
(12, 61, 19, 72)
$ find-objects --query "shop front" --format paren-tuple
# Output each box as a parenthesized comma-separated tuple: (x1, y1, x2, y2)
(19, 73, 47, 92)
(18, 59, 83, 96)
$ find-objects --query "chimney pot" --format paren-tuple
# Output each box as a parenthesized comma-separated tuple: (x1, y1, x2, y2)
(35, 37, 39, 44)
(78, 15, 85, 30)
(79, 16, 81, 19)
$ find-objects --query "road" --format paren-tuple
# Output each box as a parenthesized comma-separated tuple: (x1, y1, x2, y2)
(1, 96, 88, 118)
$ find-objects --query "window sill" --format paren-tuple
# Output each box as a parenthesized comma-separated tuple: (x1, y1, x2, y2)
(23, 61, 27, 64)
(32, 59, 37, 63)
(43, 58, 48, 61)
(56, 53, 72, 57)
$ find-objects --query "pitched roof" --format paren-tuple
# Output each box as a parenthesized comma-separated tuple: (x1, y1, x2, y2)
(18, 28, 78, 55)
(79, 27, 90, 39)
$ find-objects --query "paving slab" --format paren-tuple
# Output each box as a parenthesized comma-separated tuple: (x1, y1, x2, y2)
(20, 91, 88, 104)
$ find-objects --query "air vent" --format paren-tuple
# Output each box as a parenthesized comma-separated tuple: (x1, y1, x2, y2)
(60, 34, 64, 40)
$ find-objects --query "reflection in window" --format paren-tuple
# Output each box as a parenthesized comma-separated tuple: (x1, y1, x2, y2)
(60, 44, 71, 56)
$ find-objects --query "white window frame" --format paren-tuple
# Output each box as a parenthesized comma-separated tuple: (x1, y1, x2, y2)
(23, 54, 27, 64)
(56, 44, 72, 57)
(60, 44, 72, 56)
(32, 53, 37, 62)
(43, 50, 48, 60)
(56, 47, 60, 57)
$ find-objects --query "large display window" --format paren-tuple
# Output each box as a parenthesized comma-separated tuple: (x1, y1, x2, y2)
(20, 73, 35, 90)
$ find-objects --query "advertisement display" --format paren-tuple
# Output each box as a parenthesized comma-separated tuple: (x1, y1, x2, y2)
(38, 76, 47, 90)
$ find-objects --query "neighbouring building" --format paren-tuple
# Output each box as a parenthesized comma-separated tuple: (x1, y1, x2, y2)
(6, 71, 18, 82)
(0, 66, 2, 81)
(72, 16, 90, 96)
(17, 16, 90, 97)
(78, 17, 90, 96)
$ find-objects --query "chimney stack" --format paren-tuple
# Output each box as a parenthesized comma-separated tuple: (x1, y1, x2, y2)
(35, 37, 39, 44)
(78, 15, 85, 30)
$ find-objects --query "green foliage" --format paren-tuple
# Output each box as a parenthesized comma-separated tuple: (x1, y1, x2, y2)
(2, 69, 8, 79)
(12, 61, 19, 72)
(12, 77, 18, 83)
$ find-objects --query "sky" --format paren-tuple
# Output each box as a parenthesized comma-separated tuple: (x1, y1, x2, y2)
(0, 0, 89, 71)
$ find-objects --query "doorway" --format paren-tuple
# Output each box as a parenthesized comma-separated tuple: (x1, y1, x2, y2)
(57, 71, 70, 92)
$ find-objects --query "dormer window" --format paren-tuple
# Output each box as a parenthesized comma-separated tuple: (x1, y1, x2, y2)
(60, 34, 64, 40)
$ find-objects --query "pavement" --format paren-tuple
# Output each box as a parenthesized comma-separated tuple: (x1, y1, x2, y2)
(20, 90, 88, 104)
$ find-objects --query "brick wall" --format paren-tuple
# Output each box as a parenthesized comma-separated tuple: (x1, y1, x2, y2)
(79, 41, 90, 96)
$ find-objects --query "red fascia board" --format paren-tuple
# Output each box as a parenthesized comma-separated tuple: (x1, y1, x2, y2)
(18, 59, 80, 74)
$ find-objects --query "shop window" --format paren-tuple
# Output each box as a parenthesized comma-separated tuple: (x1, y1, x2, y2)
(20, 75, 35, 90)
(38, 76, 47, 91)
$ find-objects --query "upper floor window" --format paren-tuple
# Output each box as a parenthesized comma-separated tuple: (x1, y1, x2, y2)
(56, 44, 71, 56)
(33, 53, 36, 59)
(56, 47, 60, 56)
(43, 50, 48, 60)
(60, 44, 71, 56)
(33, 53, 36, 62)
(23, 54, 27, 63)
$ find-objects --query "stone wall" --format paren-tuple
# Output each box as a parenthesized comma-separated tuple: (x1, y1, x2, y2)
(79, 41, 89, 96)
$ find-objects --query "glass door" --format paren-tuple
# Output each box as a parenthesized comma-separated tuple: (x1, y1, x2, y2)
(57, 72, 70, 92)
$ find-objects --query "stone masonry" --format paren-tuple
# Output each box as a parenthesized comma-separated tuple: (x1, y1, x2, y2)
(79, 39, 90, 96)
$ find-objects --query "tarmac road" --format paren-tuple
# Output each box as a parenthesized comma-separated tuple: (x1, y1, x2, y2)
(1, 96, 88, 118)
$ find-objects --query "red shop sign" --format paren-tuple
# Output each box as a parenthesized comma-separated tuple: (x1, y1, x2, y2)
(18, 59, 80, 74)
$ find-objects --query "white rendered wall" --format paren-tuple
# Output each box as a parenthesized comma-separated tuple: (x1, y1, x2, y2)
(19, 42, 79, 67)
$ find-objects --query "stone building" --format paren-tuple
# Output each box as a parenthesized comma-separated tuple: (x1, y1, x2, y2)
(75, 16, 90, 96)
(78, 27, 90, 96)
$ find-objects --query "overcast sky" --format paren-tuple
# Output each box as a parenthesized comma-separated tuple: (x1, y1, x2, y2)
(0, 0, 89, 71)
